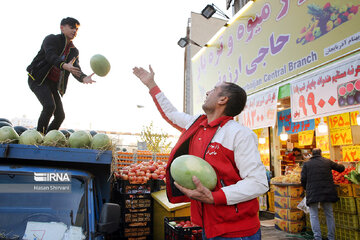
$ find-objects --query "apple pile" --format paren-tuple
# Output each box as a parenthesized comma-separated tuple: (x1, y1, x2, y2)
(115, 160, 167, 184)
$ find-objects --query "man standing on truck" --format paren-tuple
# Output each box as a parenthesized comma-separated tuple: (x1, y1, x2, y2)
(27, 17, 95, 134)
(133, 65, 268, 239)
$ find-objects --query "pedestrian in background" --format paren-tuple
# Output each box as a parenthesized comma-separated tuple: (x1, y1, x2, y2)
(301, 148, 345, 240)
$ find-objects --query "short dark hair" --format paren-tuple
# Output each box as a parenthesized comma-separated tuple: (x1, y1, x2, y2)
(219, 82, 247, 117)
(312, 148, 322, 156)
(293, 148, 301, 153)
(61, 17, 80, 27)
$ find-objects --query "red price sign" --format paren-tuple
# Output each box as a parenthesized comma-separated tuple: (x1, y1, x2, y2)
(298, 91, 317, 117)
(330, 127, 353, 146)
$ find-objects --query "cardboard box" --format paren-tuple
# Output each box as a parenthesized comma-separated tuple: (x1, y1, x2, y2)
(274, 207, 304, 221)
(274, 196, 303, 209)
(273, 184, 304, 198)
(274, 217, 305, 233)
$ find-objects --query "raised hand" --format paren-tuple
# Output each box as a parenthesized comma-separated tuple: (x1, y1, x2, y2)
(132, 65, 157, 89)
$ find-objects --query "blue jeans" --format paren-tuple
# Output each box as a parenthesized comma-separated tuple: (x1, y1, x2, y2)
(202, 228, 261, 240)
(308, 202, 335, 240)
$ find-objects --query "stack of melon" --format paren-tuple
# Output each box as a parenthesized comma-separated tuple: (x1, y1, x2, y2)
(0, 118, 112, 151)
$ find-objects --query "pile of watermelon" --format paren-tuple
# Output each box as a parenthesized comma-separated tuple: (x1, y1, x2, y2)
(0, 118, 112, 151)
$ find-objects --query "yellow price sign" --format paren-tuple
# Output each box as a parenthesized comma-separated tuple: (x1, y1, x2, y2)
(342, 145, 360, 162)
(330, 126, 353, 146)
(298, 130, 314, 146)
(316, 135, 330, 153)
(350, 111, 359, 126)
(328, 113, 351, 129)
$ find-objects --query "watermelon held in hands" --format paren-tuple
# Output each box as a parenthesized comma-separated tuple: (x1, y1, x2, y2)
(90, 54, 111, 77)
(170, 155, 218, 190)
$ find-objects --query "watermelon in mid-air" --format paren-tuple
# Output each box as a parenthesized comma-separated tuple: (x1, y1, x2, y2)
(90, 54, 111, 77)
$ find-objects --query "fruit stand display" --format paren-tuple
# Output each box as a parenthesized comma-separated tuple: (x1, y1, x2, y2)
(305, 164, 360, 239)
(270, 166, 305, 233)
(111, 152, 169, 239)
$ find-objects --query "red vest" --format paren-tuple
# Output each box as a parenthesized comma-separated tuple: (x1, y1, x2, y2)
(165, 115, 260, 238)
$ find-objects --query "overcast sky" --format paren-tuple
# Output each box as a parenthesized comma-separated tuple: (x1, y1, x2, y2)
(0, 0, 232, 137)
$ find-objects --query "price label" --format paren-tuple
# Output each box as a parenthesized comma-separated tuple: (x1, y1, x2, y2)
(350, 111, 359, 125)
(298, 130, 314, 146)
(328, 113, 350, 129)
(330, 127, 353, 146)
(316, 135, 330, 153)
(342, 145, 360, 162)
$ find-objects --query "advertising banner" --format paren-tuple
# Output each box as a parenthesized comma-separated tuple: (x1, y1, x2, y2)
(239, 87, 278, 129)
(277, 109, 315, 136)
(191, 0, 360, 114)
(291, 54, 360, 122)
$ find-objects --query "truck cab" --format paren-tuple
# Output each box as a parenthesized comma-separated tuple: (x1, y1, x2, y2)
(0, 144, 120, 240)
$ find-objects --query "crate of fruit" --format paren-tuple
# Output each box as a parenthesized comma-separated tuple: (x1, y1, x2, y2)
(164, 216, 202, 240)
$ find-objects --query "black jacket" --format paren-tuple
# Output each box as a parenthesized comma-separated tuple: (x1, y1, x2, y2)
(27, 33, 86, 95)
(301, 154, 345, 205)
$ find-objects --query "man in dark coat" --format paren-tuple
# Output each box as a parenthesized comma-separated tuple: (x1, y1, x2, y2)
(301, 148, 344, 240)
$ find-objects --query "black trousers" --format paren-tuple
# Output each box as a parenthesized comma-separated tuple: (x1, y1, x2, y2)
(28, 77, 65, 134)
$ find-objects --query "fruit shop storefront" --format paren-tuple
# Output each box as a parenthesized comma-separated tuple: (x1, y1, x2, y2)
(190, 0, 360, 236)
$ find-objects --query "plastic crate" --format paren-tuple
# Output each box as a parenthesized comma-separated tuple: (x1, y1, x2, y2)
(333, 196, 357, 214)
(123, 225, 151, 237)
(353, 184, 360, 197)
(164, 216, 202, 240)
(124, 212, 152, 223)
(336, 227, 360, 240)
(115, 179, 154, 194)
(121, 194, 152, 209)
(336, 184, 354, 197)
(334, 212, 359, 230)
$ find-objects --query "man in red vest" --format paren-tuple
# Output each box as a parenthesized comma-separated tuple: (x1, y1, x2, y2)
(133, 65, 268, 239)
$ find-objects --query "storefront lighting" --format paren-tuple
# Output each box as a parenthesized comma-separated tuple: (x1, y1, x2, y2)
(259, 137, 266, 144)
(259, 128, 266, 144)
(318, 118, 328, 133)
(280, 126, 288, 141)
(177, 37, 204, 48)
(201, 4, 230, 19)
(227, 0, 254, 25)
